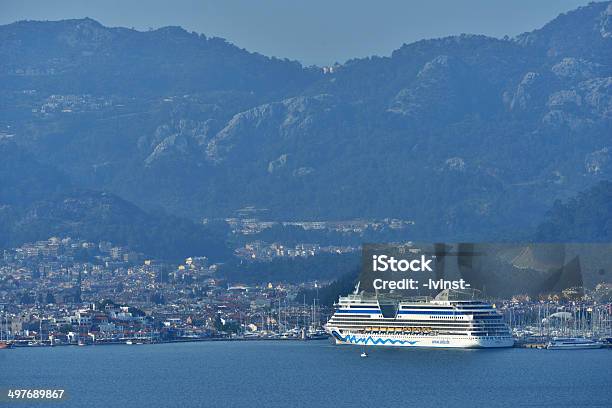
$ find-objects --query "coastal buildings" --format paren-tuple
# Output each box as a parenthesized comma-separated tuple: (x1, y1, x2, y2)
(2, 236, 612, 347)
(0, 236, 329, 345)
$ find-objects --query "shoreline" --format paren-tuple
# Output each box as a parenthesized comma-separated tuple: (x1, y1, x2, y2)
(4, 336, 330, 348)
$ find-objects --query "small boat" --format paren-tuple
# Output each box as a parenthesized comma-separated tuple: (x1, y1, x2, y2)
(307, 328, 329, 340)
(125, 340, 133, 345)
(0, 341, 13, 349)
(546, 337, 602, 350)
(360, 351, 368, 358)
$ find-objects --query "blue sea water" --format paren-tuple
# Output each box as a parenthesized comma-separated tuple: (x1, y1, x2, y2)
(2, 341, 612, 408)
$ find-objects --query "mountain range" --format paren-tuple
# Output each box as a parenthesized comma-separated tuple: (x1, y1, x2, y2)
(1, 2, 611, 257)
(0, 140, 229, 260)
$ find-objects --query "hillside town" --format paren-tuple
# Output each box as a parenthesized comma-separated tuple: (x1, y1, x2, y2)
(0, 237, 328, 346)
(2, 236, 612, 348)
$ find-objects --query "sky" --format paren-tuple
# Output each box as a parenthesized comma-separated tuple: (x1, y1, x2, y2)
(0, 0, 592, 66)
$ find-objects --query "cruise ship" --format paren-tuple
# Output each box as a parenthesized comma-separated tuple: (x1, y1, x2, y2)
(324, 289, 513, 348)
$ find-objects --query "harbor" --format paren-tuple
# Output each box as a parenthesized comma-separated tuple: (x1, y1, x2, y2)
(2, 285, 612, 350)
(502, 287, 612, 349)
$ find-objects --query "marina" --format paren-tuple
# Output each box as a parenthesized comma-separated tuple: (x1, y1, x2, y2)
(3, 287, 612, 350)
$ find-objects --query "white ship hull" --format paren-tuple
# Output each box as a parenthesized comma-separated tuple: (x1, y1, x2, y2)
(329, 330, 513, 348)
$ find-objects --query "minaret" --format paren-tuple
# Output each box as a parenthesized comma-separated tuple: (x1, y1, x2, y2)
(76, 269, 82, 303)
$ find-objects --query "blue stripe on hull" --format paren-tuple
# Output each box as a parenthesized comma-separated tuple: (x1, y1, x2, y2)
(332, 331, 418, 346)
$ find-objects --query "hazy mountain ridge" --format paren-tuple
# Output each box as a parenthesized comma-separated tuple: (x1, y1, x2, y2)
(1, 2, 611, 241)
(0, 140, 229, 260)
(537, 180, 612, 242)
(0, 17, 320, 97)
